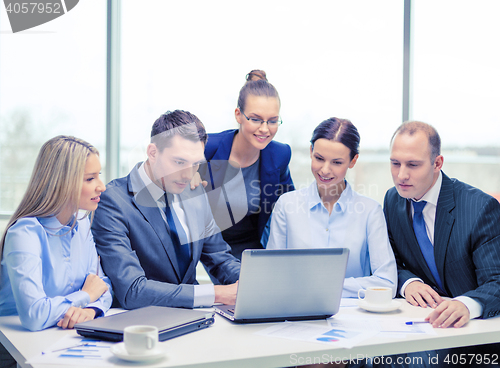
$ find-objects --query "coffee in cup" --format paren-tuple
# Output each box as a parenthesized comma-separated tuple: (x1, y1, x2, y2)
(123, 325, 158, 355)
(358, 287, 392, 305)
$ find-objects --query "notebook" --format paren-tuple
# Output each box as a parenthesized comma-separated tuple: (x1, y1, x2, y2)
(75, 306, 215, 342)
(214, 248, 349, 323)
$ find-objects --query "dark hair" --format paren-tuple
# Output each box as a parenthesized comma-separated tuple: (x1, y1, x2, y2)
(391, 121, 441, 161)
(151, 110, 207, 151)
(237, 69, 280, 112)
(310, 117, 360, 160)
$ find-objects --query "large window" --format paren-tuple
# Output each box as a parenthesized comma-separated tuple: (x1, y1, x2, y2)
(411, 0, 500, 198)
(120, 0, 404, 203)
(1, 0, 499, 234)
(0, 1, 107, 225)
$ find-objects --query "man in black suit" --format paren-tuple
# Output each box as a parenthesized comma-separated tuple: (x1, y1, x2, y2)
(382, 121, 500, 366)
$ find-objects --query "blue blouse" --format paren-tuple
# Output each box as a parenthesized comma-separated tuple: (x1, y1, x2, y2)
(267, 181, 397, 298)
(0, 216, 112, 331)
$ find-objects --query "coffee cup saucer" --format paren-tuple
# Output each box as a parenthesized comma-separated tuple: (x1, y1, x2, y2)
(358, 299, 401, 313)
(111, 342, 166, 362)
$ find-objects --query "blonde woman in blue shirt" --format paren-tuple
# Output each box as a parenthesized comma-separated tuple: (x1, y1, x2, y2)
(267, 118, 397, 298)
(0, 136, 112, 332)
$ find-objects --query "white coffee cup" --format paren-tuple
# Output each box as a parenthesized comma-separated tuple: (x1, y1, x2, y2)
(358, 287, 392, 305)
(123, 325, 158, 355)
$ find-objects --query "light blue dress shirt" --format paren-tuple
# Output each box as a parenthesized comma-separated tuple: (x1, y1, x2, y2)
(267, 181, 397, 298)
(0, 216, 113, 331)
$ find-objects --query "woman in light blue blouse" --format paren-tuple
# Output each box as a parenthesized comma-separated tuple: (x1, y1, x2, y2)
(267, 118, 397, 298)
(0, 136, 112, 332)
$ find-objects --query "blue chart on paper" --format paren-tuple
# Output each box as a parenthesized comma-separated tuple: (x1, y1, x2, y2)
(57, 338, 110, 360)
(323, 329, 346, 338)
(317, 337, 340, 342)
(317, 328, 362, 343)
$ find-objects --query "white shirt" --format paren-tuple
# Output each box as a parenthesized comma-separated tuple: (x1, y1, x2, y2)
(401, 171, 482, 319)
(138, 163, 215, 307)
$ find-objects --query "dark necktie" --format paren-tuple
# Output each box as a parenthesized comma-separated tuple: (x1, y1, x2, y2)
(412, 201, 444, 291)
(163, 193, 191, 279)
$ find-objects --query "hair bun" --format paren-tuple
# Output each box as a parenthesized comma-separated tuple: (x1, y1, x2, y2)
(246, 69, 267, 82)
(238, 69, 279, 110)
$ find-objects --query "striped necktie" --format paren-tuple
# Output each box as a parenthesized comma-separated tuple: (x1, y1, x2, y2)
(163, 193, 191, 279)
(412, 200, 444, 291)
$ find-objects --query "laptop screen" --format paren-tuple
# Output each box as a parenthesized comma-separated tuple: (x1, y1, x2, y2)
(231, 248, 349, 321)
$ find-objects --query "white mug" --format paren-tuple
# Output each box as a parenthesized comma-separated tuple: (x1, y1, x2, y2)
(123, 325, 158, 355)
(358, 287, 392, 305)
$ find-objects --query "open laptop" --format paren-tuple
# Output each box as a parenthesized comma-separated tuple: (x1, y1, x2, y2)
(214, 248, 349, 323)
(75, 306, 214, 342)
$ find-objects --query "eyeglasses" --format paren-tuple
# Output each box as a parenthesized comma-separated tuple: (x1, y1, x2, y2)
(240, 111, 282, 126)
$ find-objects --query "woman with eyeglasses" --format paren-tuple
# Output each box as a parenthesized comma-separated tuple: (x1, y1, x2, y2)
(198, 70, 294, 260)
(267, 118, 397, 298)
(0, 136, 112, 334)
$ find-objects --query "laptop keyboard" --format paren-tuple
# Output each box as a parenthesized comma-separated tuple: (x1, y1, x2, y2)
(228, 308, 235, 314)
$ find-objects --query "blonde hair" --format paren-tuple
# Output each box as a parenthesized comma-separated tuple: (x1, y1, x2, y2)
(0, 135, 99, 262)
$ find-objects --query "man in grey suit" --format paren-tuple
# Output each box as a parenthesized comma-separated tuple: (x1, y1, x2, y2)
(383, 121, 500, 366)
(92, 110, 240, 310)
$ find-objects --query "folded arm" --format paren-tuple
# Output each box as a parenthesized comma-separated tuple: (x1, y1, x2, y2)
(4, 220, 111, 331)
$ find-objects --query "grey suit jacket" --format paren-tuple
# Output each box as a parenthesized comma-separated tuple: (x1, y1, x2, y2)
(383, 172, 500, 319)
(92, 163, 240, 309)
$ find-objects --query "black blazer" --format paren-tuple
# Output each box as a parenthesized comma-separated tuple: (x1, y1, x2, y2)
(383, 172, 500, 319)
(92, 163, 240, 310)
(202, 129, 294, 239)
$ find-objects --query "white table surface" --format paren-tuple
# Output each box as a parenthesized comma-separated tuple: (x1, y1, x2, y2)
(1, 299, 499, 368)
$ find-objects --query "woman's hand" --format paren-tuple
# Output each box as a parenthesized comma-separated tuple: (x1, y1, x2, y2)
(57, 307, 96, 329)
(81, 274, 108, 303)
(190, 172, 208, 190)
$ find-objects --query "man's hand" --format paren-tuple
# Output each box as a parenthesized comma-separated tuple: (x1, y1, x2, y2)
(214, 281, 238, 305)
(425, 300, 470, 328)
(190, 172, 208, 190)
(404, 281, 444, 308)
(57, 307, 96, 329)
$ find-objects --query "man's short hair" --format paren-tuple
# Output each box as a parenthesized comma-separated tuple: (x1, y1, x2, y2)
(391, 121, 441, 161)
(151, 110, 208, 151)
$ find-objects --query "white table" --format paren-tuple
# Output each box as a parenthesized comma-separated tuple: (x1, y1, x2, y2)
(1, 300, 499, 368)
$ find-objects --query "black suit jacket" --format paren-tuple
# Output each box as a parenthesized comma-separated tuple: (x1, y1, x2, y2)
(383, 172, 500, 319)
(202, 129, 294, 238)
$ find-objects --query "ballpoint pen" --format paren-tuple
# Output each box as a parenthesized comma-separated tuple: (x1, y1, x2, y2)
(96, 255, 100, 276)
(405, 321, 429, 325)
